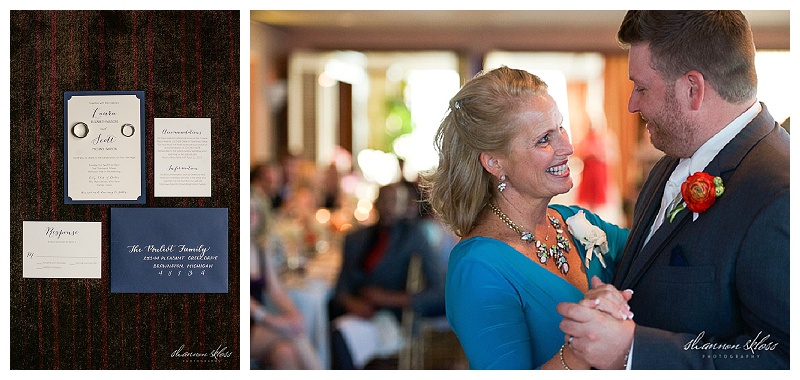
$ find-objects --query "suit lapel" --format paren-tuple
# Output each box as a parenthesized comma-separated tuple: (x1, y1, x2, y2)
(710, 103, 777, 175)
(614, 158, 677, 288)
(622, 207, 690, 288)
(615, 103, 777, 289)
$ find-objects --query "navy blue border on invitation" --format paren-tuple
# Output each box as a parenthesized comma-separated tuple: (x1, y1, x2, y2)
(63, 90, 146, 204)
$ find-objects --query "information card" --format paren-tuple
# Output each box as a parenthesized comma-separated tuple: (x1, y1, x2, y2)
(154, 118, 212, 197)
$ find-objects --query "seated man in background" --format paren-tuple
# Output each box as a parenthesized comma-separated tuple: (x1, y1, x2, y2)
(329, 181, 445, 369)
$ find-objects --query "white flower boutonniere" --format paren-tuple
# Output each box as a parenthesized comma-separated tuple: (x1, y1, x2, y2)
(565, 210, 609, 269)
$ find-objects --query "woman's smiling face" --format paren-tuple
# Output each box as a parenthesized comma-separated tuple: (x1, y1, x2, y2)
(500, 93, 575, 200)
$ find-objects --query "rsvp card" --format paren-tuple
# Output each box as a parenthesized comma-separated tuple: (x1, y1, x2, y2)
(23, 221, 102, 278)
(64, 91, 146, 204)
(154, 118, 212, 197)
(110, 208, 228, 293)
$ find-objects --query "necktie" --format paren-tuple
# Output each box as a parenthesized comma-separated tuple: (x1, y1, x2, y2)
(644, 159, 690, 246)
(364, 228, 390, 273)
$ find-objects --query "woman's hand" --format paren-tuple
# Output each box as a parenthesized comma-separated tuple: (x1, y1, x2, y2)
(269, 314, 306, 338)
(252, 298, 306, 338)
(581, 276, 634, 320)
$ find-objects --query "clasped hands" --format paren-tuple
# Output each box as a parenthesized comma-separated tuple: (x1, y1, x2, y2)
(343, 286, 412, 319)
(556, 276, 636, 370)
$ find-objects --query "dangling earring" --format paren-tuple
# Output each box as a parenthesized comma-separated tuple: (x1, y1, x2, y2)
(497, 175, 507, 192)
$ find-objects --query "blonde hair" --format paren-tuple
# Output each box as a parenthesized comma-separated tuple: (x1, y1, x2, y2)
(421, 66, 548, 237)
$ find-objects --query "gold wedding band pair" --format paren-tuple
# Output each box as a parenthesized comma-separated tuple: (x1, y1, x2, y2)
(71, 122, 136, 138)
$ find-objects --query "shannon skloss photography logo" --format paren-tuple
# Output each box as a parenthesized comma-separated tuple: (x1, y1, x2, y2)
(171, 344, 232, 362)
(684, 331, 779, 359)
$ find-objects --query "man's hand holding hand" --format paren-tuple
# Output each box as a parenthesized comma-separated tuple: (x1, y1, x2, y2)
(557, 277, 635, 369)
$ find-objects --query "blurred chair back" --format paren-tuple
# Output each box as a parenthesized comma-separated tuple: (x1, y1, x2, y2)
(398, 254, 465, 369)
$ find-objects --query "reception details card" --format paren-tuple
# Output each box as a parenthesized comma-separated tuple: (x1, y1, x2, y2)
(154, 118, 212, 197)
(110, 208, 228, 293)
(23, 221, 102, 278)
(64, 91, 146, 204)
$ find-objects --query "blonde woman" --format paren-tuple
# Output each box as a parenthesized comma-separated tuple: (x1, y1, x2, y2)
(422, 66, 631, 369)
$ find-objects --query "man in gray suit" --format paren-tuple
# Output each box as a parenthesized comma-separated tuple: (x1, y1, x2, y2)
(557, 11, 789, 369)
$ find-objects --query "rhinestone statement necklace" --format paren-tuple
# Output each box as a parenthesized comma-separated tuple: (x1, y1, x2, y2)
(488, 203, 571, 274)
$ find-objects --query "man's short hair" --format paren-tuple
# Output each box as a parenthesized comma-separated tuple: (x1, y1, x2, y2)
(617, 10, 757, 103)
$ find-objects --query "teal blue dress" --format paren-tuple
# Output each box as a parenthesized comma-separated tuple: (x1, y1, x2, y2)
(445, 205, 629, 369)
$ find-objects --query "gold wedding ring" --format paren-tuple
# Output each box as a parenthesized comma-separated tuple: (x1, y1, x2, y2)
(121, 123, 135, 137)
(71, 122, 89, 138)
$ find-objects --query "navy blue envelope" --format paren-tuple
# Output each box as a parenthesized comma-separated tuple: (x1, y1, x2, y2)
(110, 207, 228, 293)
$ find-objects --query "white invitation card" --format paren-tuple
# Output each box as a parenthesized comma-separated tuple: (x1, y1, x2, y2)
(64, 91, 145, 204)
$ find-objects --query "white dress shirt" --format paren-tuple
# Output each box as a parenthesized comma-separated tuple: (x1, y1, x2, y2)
(643, 101, 761, 246)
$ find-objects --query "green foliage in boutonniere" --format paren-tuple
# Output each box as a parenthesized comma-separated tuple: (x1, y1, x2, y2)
(668, 172, 725, 222)
(566, 210, 609, 269)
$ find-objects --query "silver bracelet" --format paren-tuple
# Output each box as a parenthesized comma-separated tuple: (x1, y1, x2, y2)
(623, 348, 630, 369)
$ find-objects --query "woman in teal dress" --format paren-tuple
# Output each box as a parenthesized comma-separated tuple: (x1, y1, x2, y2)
(422, 66, 632, 370)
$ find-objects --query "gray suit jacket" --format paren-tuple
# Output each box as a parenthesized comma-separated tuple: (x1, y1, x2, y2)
(614, 103, 789, 369)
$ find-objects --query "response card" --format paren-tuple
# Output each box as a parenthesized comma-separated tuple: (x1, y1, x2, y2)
(110, 208, 228, 293)
(23, 221, 102, 278)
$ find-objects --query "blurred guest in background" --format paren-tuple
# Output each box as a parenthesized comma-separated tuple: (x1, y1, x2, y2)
(403, 178, 458, 282)
(250, 201, 323, 370)
(276, 154, 302, 209)
(322, 162, 342, 210)
(329, 182, 445, 369)
(270, 184, 331, 271)
(574, 126, 609, 211)
(250, 161, 283, 246)
(422, 66, 631, 369)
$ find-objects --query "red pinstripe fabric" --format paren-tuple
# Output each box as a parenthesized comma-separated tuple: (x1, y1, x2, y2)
(10, 10, 241, 369)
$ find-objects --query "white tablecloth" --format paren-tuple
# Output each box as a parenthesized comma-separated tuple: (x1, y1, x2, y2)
(283, 249, 341, 369)
(287, 278, 332, 369)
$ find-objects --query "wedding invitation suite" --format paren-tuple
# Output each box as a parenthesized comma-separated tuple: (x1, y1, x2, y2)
(110, 208, 228, 293)
(64, 91, 146, 204)
(23, 221, 102, 278)
(154, 118, 212, 197)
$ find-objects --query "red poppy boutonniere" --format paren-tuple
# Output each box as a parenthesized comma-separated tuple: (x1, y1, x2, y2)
(668, 172, 725, 222)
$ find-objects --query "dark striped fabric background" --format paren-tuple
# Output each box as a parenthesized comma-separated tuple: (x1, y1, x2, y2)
(9, 10, 240, 369)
